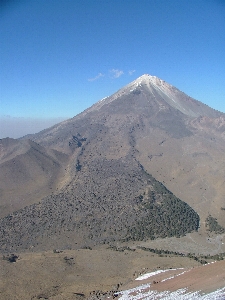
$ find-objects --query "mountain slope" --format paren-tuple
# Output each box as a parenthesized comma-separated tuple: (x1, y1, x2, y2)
(25, 74, 225, 225)
(1, 74, 225, 252)
(117, 260, 225, 300)
(25, 74, 223, 153)
(0, 138, 68, 218)
(0, 154, 200, 252)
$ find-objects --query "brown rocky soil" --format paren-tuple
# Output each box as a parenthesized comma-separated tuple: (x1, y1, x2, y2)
(116, 260, 225, 299)
(0, 246, 201, 300)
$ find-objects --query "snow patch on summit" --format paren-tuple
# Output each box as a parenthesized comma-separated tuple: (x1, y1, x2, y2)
(135, 74, 203, 117)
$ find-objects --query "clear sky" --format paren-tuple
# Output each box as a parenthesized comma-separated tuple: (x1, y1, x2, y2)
(1, 0, 225, 138)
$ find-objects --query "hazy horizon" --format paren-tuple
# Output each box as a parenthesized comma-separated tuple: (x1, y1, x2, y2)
(0, 116, 67, 139)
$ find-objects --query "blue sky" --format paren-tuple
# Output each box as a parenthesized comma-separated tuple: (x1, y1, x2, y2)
(1, 0, 225, 138)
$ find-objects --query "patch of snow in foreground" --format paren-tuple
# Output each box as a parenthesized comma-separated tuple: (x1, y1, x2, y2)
(118, 286, 225, 300)
(135, 269, 184, 281)
(161, 270, 186, 282)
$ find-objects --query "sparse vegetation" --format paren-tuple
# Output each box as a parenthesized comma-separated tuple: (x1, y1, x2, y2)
(138, 246, 225, 264)
(2, 253, 19, 263)
(63, 256, 75, 265)
(76, 159, 82, 171)
(205, 215, 225, 234)
(53, 249, 63, 253)
(108, 245, 136, 252)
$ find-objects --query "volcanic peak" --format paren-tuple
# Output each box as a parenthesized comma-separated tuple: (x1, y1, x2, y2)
(129, 73, 166, 87)
(135, 73, 163, 83)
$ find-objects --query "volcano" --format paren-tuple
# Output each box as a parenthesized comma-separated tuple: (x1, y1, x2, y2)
(1, 74, 225, 252)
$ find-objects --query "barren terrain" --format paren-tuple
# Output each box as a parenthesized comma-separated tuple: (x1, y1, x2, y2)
(0, 245, 202, 300)
(116, 260, 225, 299)
(1, 241, 225, 300)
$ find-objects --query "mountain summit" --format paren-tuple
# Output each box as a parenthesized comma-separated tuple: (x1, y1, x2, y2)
(0, 75, 225, 252)
(26, 74, 223, 154)
(86, 74, 220, 118)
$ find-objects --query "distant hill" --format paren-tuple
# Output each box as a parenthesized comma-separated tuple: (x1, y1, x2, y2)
(1, 74, 225, 252)
(0, 138, 68, 218)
